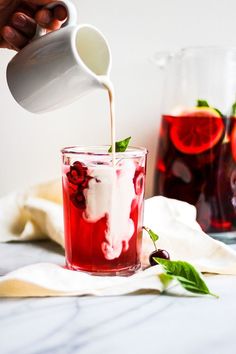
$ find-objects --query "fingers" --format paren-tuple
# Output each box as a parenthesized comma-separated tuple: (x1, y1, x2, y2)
(53, 5, 67, 21)
(11, 12, 37, 38)
(1, 26, 28, 50)
(45, 18, 62, 31)
(34, 8, 52, 27)
(18, 1, 39, 16)
(1, 3, 68, 51)
(34, 6, 67, 29)
(34, 8, 61, 31)
(1, 11, 37, 51)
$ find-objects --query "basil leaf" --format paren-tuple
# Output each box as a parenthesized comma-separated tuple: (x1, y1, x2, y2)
(143, 226, 159, 243)
(196, 99, 223, 116)
(232, 102, 236, 116)
(108, 136, 131, 153)
(155, 258, 218, 298)
(196, 99, 209, 107)
(159, 273, 173, 288)
(196, 100, 224, 117)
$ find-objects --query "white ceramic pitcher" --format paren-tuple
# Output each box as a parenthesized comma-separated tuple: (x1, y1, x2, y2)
(7, 0, 111, 114)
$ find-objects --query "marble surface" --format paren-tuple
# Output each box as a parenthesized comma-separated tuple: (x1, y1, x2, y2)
(1, 241, 236, 354)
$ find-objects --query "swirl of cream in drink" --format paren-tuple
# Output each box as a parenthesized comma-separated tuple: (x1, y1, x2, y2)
(83, 159, 136, 260)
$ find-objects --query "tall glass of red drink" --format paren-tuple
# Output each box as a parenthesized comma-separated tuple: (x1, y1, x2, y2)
(61, 146, 147, 275)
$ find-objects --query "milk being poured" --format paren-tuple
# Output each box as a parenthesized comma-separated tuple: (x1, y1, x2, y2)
(100, 77, 116, 165)
(75, 29, 116, 164)
(76, 31, 138, 260)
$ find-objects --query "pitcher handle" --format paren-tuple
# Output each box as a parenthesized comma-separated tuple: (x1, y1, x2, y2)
(34, 0, 78, 39)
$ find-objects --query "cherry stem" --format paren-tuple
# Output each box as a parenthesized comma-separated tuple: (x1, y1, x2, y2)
(142, 226, 158, 251)
(153, 241, 158, 251)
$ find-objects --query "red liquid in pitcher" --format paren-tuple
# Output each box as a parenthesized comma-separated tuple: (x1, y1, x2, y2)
(62, 158, 145, 274)
(155, 112, 236, 233)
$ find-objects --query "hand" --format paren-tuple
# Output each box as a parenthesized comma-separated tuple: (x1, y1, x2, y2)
(0, 0, 67, 51)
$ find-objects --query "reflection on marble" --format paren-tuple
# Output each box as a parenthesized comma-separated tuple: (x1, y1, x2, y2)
(1, 241, 236, 354)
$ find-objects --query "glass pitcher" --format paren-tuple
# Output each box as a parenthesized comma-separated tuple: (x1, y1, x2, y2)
(154, 46, 236, 243)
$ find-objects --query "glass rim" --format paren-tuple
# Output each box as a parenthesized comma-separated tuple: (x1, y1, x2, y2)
(61, 145, 148, 158)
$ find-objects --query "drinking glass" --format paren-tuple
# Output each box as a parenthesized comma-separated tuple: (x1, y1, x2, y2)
(61, 146, 147, 275)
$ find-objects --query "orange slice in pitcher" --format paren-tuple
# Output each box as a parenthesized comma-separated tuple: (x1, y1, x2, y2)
(170, 107, 224, 154)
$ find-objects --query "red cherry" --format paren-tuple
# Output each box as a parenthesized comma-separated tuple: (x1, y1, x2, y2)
(67, 161, 87, 185)
(149, 249, 170, 266)
(67, 161, 95, 209)
(70, 191, 86, 209)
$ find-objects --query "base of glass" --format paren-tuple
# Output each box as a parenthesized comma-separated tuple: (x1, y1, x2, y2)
(65, 262, 141, 276)
(208, 231, 236, 244)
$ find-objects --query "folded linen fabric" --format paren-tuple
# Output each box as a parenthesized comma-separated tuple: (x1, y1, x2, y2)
(0, 180, 236, 297)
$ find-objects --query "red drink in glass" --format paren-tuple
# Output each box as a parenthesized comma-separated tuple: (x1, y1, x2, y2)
(154, 110, 236, 236)
(62, 146, 147, 275)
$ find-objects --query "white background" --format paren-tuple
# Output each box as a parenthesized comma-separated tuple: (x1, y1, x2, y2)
(0, 0, 236, 197)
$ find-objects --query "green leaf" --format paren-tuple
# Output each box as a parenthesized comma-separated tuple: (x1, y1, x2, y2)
(196, 99, 209, 107)
(108, 136, 131, 153)
(232, 102, 236, 116)
(159, 273, 173, 289)
(154, 258, 218, 298)
(142, 226, 159, 243)
(196, 99, 223, 116)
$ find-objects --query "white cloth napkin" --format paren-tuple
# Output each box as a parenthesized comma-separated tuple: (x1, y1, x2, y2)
(0, 180, 236, 297)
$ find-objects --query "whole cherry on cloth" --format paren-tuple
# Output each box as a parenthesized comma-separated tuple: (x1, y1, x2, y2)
(142, 226, 170, 266)
(142, 227, 217, 298)
(149, 249, 170, 266)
